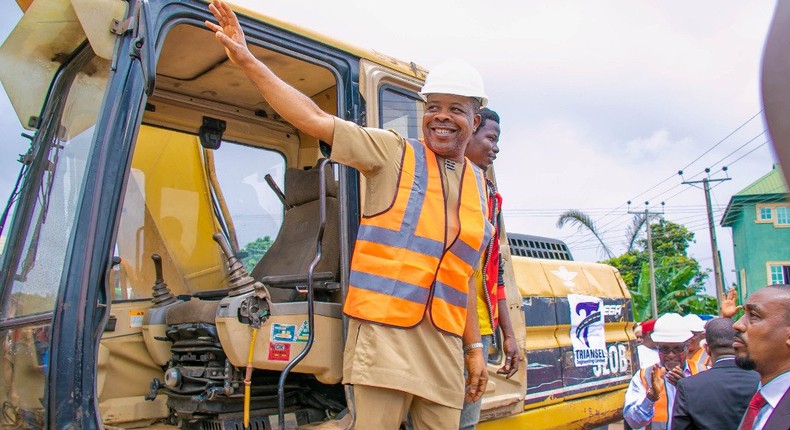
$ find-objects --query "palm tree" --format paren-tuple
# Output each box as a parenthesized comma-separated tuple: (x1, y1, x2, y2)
(556, 209, 614, 259)
(624, 213, 647, 252)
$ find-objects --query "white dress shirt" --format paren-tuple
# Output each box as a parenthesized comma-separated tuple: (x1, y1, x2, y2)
(751, 369, 790, 430)
(638, 344, 660, 369)
(623, 365, 693, 430)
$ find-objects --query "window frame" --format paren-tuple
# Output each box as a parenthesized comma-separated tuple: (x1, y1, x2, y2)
(776, 206, 790, 225)
(766, 261, 790, 285)
(378, 83, 424, 140)
(759, 206, 773, 221)
(755, 203, 790, 227)
(0, 42, 101, 324)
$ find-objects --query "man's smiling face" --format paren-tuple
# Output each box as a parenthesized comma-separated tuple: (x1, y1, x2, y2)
(422, 93, 480, 161)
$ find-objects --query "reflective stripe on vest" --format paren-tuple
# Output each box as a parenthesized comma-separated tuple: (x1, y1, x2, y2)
(690, 347, 711, 367)
(639, 360, 707, 428)
(344, 138, 492, 336)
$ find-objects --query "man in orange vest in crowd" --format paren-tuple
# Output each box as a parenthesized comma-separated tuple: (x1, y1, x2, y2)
(458, 107, 524, 429)
(624, 313, 708, 430)
(683, 314, 709, 367)
(206, 2, 492, 428)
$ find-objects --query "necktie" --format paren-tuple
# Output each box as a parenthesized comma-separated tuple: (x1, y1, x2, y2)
(740, 391, 767, 430)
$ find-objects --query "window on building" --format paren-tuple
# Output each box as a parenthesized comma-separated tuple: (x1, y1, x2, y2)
(776, 206, 790, 225)
(759, 206, 773, 221)
(769, 264, 790, 285)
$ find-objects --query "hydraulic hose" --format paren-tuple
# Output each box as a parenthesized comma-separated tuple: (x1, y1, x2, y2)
(244, 327, 258, 428)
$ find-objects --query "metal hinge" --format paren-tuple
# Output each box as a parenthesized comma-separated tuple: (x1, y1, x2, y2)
(110, 0, 139, 35)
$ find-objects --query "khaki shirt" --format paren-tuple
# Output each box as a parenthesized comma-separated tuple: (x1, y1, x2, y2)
(331, 117, 467, 408)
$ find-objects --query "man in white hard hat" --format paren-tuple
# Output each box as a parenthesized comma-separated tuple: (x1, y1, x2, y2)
(683, 314, 709, 367)
(206, 2, 491, 428)
(624, 313, 708, 430)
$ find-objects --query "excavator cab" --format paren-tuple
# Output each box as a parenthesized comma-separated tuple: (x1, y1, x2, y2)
(0, 0, 637, 429)
(0, 0, 428, 428)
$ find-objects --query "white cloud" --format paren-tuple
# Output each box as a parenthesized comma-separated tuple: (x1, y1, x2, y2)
(622, 129, 695, 162)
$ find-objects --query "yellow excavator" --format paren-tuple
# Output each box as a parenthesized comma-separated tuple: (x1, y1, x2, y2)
(0, 0, 638, 428)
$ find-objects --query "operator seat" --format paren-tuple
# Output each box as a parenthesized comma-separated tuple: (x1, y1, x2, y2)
(251, 160, 340, 302)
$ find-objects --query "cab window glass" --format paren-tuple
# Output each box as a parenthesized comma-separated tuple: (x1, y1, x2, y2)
(212, 142, 285, 273)
(4, 54, 107, 318)
(379, 86, 423, 139)
(112, 126, 285, 301)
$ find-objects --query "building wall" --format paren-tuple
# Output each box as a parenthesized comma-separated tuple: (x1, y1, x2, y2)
(732, 202, 790, 296)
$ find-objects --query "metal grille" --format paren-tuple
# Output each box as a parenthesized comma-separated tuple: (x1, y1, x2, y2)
(506, 233, 573, 261)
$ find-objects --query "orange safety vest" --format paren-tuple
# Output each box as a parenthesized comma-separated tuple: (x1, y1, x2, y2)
(639, 360, 708, 429)
(689, 346, 711, 367)
(344, 138, 493, 337)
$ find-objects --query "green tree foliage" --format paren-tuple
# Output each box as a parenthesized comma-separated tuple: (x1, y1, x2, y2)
(602, 219, 717, 320)
(640, 218, 695, 257)
(238, 236, 272, 273)
(624, 255, 715, 321)
(556, 210, 719, 319)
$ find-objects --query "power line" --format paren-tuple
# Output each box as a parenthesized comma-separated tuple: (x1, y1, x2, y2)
(708, 131, 767, 168)
(677, 110, 764, 173)
(621, 111, 764, 211)
(726, 141, 770, 167)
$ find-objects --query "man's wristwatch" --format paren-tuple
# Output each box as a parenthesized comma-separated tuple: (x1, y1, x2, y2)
(463, 342, 484, 353)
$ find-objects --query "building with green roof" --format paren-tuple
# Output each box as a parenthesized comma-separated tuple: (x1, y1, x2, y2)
(721, 164, 790, 298)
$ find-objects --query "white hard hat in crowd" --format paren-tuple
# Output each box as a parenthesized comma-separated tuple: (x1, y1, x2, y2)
(650, 313, 693, 343)
(420, 59, 488, 107)
(683, 314, 706, 333)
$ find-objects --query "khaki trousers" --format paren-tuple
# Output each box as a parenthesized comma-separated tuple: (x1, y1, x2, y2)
(353, 384, 461, 430)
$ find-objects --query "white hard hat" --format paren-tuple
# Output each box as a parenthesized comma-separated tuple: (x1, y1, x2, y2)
(683, 314, 706, 333)
(420, 59, 488, 107)
(650, 313, 693, 343)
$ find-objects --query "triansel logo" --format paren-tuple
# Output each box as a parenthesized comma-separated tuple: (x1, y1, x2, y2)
(551, 265, 578, 287)
(575, 301, 601, 348)
(568, 294, 607, 366)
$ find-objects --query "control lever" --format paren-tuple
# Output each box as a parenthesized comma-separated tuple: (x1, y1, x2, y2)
(265, 174, 291, 210)
(150, 254, 176, 307)
(213, 233, 258, 297)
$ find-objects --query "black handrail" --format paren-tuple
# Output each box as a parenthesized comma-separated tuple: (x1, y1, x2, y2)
(276, 158, 331, 430)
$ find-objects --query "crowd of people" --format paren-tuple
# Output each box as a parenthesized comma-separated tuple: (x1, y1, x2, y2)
(625, 286, 790, 430)
(205, 2, 790, 429)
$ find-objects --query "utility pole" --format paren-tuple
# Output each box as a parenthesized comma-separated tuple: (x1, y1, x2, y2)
(680, 167, 731, 315)
(628, 201, 665, 320)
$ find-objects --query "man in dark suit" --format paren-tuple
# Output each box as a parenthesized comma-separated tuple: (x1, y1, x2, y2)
(733, 284, 790, 430)
(671, 317, 760, 429)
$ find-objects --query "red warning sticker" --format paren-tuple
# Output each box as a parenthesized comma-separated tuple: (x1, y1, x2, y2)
(268, 342, 290, 361)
